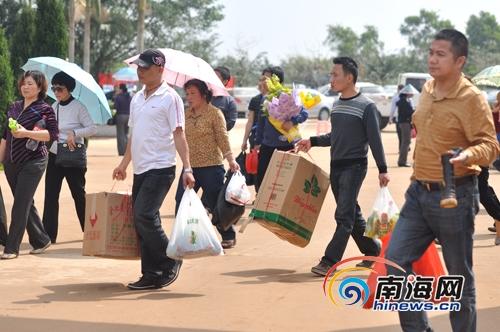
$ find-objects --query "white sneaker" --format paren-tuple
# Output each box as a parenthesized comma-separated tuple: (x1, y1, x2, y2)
(1, 253, 18, 259)
(30, 242, 51, 255)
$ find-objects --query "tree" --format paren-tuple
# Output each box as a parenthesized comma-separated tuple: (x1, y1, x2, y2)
(146, 0, 224, 63)
(399, 9, 454, 70)
(68, 0, 76, 61)
(324, 25, 358, 58)
(280, 55, 331, 88)
(83, 0, 101, 71)
(10, 5, 36, 78)
(0, 28, 15, 132)
(216, 46, 270, 87)
(74, 0, 224, 77)
(466, 11, 500, 75)
(34, 0, 68, 58)
(137, 0, 146, 52)
(325, 24, 397, 84)
(0, 0, 22, 39)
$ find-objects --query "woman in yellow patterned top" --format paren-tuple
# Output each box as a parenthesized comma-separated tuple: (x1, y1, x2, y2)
(174, 79, 240, 249)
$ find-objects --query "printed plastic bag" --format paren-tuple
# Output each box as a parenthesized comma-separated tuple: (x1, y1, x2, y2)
(167, 189, 223, 259)
(213, 171, 245, 231)
(365, 187, 399, 239)
(225, 171, 251, 206)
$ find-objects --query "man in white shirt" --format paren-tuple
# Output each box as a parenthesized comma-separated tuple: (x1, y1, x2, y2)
(113, 49, 195, 290)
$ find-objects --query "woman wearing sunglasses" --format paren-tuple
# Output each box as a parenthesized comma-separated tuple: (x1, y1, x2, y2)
(0, 70, 58, 259)
(42, 71, 97, 244)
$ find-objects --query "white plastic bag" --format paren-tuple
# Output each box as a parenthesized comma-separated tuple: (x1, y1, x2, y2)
(167, 189, 223, 259)
(225, 171, 251, 206)
(364, 187, 400, 239)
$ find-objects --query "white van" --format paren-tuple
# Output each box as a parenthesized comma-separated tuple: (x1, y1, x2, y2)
(397, 73, 432, 106)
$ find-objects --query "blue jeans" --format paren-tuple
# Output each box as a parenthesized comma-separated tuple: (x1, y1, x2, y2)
(132, 167, 177, 279)
(385, 179, 479, 332)
(174, 165, 235, 241)
(322, 162, 380, 265)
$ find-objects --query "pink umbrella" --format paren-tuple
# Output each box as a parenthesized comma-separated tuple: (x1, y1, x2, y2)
(124, 48, 228, 96)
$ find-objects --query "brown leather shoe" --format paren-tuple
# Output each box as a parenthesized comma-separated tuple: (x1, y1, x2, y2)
(221, 239, 236, 249)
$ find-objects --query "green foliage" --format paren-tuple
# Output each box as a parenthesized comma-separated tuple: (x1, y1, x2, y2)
(466, 11, 500, 75)
(216, 46, 270, 87)
(146, 0, 224, 63)
(0, 0, 22, 38)
(0, 28, 15, 133)
(10, 5, 36, 78)
(400, 9, 454, 52)
(325, 25, 359, 58)
(34, 0, 68, 58)
(280, 55, 331, 88)
(73, 0, 224, 77)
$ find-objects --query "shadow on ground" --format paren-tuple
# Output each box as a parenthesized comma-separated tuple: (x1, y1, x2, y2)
(13, 283, 204, 304)
(0, 316, 233, 332)
(222, 268, 326, 285)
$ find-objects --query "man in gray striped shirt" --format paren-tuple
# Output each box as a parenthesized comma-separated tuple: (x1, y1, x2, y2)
(297, 57, 390, 276)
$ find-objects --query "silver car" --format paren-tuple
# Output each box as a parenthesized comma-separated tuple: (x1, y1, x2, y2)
(229, 87, 260, 118)
(297, 88, 336, 121)
(356, 82, 392, 129)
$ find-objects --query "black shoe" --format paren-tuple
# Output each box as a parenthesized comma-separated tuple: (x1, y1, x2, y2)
(311, 261, 333, 277)
(127, 275, 162, 290)
(157, 260, 183, 288)
(355, 260, 375, 268)
(398, 163, 411, 167)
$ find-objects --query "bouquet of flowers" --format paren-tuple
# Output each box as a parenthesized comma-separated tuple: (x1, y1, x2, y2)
(262, 75, 321, 143)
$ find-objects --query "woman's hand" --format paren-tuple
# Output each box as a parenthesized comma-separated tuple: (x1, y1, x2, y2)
(66, 130, 76, 150)
(281, 120, 294, 131)
(11, 125, 29, 139)
(229, 160, 240, 172)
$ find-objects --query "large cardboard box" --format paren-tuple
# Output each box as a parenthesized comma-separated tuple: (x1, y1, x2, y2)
(83, 192, 140, 258)
(250, 150, 330, 247)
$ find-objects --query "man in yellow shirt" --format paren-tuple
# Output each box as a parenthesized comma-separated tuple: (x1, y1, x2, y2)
(385, 29, 499, 332)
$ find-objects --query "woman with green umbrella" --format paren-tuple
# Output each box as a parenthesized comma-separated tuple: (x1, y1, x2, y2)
(0, 70, 59, 259)
(42, 72, 97, 244)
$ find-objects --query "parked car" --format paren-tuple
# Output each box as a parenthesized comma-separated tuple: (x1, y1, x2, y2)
(297, 88, 335, 120)
(317, 83, 339, 98)
(229, 87, 260, 118)
(356, 82, 392, 129)
(397, 72, 432, 107)
(383, 84, 398, 96)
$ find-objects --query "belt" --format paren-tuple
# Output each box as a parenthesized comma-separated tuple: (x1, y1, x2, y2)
(417, 175, 475, 192)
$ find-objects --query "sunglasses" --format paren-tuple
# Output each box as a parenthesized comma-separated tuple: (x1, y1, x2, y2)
(51, 86, 66, 93)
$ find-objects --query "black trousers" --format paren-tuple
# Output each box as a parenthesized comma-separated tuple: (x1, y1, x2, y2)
(478, 166, 500, 221)
(3, 158, 50, 254)
(42, 153, 87, 243)
(0, 187, 8, 246)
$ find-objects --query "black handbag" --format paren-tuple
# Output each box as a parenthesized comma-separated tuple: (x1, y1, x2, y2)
(212, 171, 245, 231)
(55, 142, 87, 168)
(54, 103, 87, 168)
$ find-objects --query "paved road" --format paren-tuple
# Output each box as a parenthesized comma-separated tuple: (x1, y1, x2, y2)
(1, 120, 498, 331)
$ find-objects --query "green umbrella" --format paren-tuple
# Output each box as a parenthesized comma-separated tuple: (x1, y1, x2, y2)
(22, 57, 112, 124)
(472, 65, 500, 87)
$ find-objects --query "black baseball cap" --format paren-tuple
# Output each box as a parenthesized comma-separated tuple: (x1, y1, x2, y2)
(130, 49, 166, 68)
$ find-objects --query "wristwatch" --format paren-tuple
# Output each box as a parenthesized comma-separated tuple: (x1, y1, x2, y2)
(183, 167, 193, 173)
